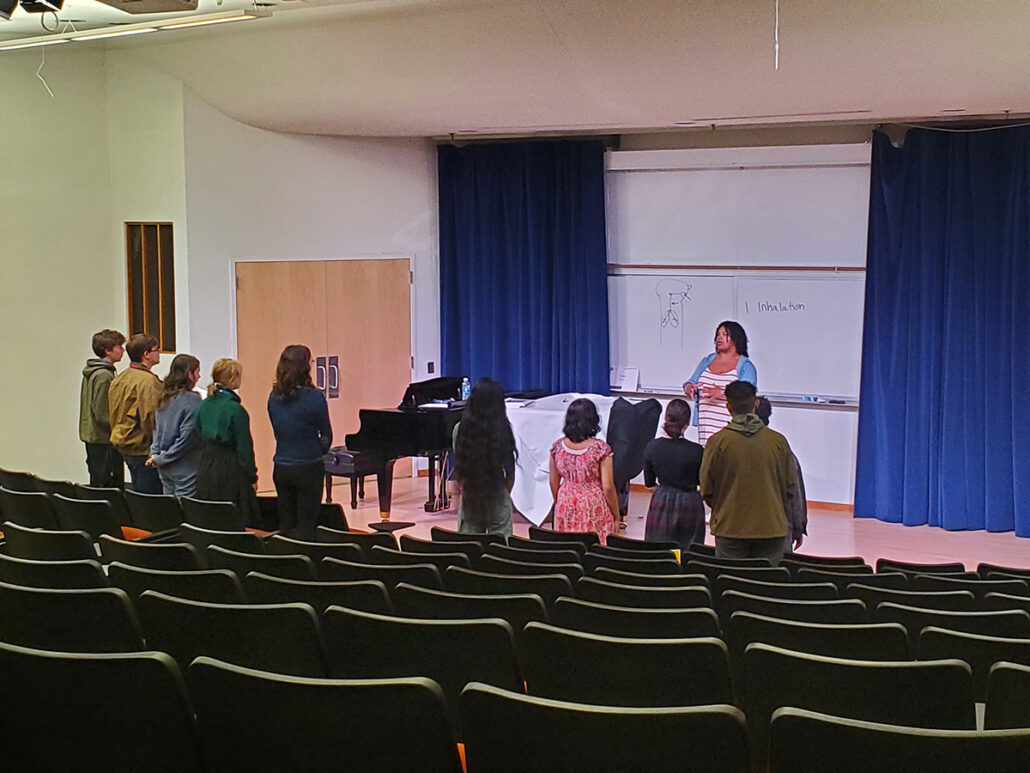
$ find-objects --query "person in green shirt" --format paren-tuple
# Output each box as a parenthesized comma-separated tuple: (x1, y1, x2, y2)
(700, 380, 798, 561)
(194, 357, 258, 526)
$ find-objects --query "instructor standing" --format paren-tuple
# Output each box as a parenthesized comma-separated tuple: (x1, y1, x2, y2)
(682, 321, 757, 444)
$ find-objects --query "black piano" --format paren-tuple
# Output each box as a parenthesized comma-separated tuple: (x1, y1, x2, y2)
(342, 377, 464, 520)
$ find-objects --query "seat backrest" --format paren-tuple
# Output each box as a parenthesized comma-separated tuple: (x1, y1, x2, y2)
(876, 558, 966, 574)
(683, 544, 717, 559)
(180, 497, 245, 531)
(321, 556, 443, 590)
(686, 561, 791, 585)
(315, 526, 397, 557)
(207, 545, 316, 581)
(485, 543, 582, 565)
(780, 557, 872, 577)
(769, 706, 1030, 773)
(0, 470, 38, 492)
(138, 590, 327, 677)
(528, 526, 599, 547)
(0, 581, 144, 652)
(370, 545, 471, 573)
(507, 535, 587, 556)
(720, 591, 867, 624)
(478, 554, 583, 582)
(71, 484, 132, 525)
(178, 523, 264, 565)
(588, 544, 678, 561)
(583, 553, 681, 576)
(910, 574, 1030, 600)
(918, 626, 1030, 702)
(875, 603, 1030, 648)
(782, 553, 868, 567)
(0, 642, 205, 772)
(983, 592, 1030, 616)
(0, 553, 108, 589)
(461, 683, 750, 773)
(123, 490, 183, 532)
(392, 582, 547, 630)
(1, 521, 96, 561)
(32, 478, 77, 498)
(593, 567, 708, 588)
(846, 583, 978, 612)
(0, 488, 59, 529)
(242, 572, 392, 615)
(744, 643, 975, 766)
(190, 658, 462, 773)
(99, 535, 200, 571)
(265, 534, 363, 565)
(444, 566, 573, 607)
(522, 622, 731, 707)
(109, 562, 245, 604)
(52, 494, 123, 541)
(430, 526, 505, 546)
(400, 534, 485, 561)
(985, 661, 1030, 730)
(323, 606, 519, 739)
(551, 597, 720, 639)
(577, 577, 712, 609)
(978, 563, 1030, 581)
(605, 534, 681, 552)
(715, 574, 838, 601)
(799, 567, 907, 592)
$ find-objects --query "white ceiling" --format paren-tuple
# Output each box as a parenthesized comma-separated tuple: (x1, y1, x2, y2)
(6, 0, 1030, 137)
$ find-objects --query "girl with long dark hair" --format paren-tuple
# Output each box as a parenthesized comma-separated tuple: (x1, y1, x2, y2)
(642, 398, 706, 549)
(453, 378, 517, 536)
(148, 354, 202, 496)
(549, 398, 620, 543)
(267, 344, 332, 540)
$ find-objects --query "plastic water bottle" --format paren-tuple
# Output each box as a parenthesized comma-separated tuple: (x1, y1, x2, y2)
(460, 377, 471, 400)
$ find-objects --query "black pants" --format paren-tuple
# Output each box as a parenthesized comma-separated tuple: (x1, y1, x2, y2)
(85, 443, 124, 488)
(273, 462, 324, 541)
(715, 535, 786, 562)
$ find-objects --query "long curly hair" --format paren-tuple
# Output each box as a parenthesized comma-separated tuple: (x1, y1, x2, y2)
(454, 378, 516, 527)
(158, 354, 200, 409)
(271, 344, 314, 401)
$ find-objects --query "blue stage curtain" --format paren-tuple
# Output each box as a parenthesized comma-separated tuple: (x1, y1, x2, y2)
(438, 140, 610, 395)
(856, 127, 1030, 534)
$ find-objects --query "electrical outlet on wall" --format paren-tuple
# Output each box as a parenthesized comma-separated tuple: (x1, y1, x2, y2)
(427, 362, 435, 373)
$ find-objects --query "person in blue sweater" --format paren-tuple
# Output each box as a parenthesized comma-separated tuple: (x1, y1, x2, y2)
(267, 344, 332, 540)
(148, 354, 202, 496)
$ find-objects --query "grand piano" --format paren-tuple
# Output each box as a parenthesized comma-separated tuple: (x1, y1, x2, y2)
(341, 377, 464, 520)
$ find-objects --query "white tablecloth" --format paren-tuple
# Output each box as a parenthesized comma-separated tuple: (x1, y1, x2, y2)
(506, 393, 618, 526)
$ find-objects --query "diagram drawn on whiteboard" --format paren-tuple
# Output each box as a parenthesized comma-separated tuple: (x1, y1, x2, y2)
(655, 279, 693, 346)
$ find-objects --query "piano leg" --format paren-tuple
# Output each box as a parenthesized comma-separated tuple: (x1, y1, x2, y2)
(424, 452, 451, 512)
(374, 458, 397, 520)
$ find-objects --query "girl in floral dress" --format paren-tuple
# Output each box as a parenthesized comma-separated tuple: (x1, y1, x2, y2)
(549, 398, 620, 543)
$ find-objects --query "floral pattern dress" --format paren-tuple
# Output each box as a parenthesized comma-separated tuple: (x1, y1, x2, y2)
(551, 438, 615, 543)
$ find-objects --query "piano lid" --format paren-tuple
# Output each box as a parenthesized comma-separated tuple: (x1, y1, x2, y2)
(398, 377, 463, 411)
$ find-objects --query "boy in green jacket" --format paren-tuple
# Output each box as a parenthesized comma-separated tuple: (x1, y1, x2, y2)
(79, 329, 126, 487)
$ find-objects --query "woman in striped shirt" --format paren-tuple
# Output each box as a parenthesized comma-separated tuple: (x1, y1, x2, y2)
(682, 321, 757, 444)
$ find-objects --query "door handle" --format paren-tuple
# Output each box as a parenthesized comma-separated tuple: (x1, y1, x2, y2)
(315, 356, 327, 391)
(328, 355, 339, 399)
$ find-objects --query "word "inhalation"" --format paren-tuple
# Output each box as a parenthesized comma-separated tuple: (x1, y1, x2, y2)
(745, 300, 806, 313)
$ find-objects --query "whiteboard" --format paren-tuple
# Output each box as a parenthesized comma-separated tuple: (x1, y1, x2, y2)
(608, 271, 865, 399)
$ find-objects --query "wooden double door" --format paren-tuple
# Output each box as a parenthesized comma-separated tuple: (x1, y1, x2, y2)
(235, 259, 412, 492)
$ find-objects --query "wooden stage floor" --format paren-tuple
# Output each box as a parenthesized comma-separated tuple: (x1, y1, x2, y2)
(328, 478, 1030, 571)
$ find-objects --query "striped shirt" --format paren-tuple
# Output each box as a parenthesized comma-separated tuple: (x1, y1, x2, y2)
(697, 366, 737, 445)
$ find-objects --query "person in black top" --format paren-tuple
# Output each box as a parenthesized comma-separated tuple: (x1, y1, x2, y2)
(642, 398, 706, 550)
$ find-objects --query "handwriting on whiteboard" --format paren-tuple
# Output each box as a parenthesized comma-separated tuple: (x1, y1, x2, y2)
(745, 300, 806, 313)
(655, 279, 693, 346)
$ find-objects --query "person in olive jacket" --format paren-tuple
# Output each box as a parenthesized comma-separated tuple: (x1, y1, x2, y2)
(79, 328, 125, 487)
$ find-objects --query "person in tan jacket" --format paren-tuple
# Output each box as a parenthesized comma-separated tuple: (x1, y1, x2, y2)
(109, 333, 163, 493)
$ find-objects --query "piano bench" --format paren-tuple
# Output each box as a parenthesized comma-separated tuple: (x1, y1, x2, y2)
(324, 447, 379, 510)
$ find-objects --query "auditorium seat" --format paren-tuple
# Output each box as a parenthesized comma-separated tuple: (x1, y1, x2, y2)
(873, 603, 1030, 648)
(315, 525, 397, 557)
(686, 560, 790, 586)
(109, 562, 245, 605)
(978, 563, 1030, 581)
(191, 658, 462, 773)
(605, 534, 680, 552)
(583, 553, 680, 576)
(207, 545, 316, 581)
(985, 661, 1030, 730)
(551, 597, 720, 639)
(71, 484, 133, 527)
(401, 534, 485, 561)
(478, 554, 583, 583)
(588, 544, 679, 561)
(918, 627, 1030, 701)
(769, 707, 1030, 773)
(0, 488, 59, 529)
(846, 583, 978, 612)
(876, 558, 966, 575)
(99, 535, 201, 571)
(910, 574, 1030, 599)
(0, 469, 39, 492)
(715, 574, 838, 601)
(178, 523, 265, 564)
(370, 545, 472, 573)
(485, 543, 582, 565)
(243, 572, 393, 615)
(983, 592, 1030, 616)
(265, 534, 363, 565)
(593, 567, 708, 588)
(461, 683, 749, 773)
(0, 643, 205, 772)
(577, 577, 711, 609)
(528, 526, 599, 547)
(508, 534, 587, 555)
(444, 566, 573, 607)
(780, 557, 872, 577)
(0, 553, 108, 590)
(52, 494, 130, 541)
(719, 591, 867, 625)
(179, 496, 246, 531)
(322, 556, 443, 590)
(123, 490, 183, 533)
(797, 567, 905, 593)
(431, 526, 505, 547)
(2, 521, 96, 562)
(139, 590, 327, 677)
(523, 622, 732, 708)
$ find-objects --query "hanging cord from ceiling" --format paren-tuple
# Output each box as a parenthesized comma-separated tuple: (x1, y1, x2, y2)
(36, 46, 54, 97)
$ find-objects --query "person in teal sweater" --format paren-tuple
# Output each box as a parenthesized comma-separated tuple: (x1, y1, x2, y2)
(194, 357, 258, 526)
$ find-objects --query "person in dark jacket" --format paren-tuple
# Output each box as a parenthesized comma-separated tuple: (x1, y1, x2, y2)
(79, 329, 125, 487)
(755, 396, 807, 554)
(642, 398, 706, 550)
(194, 358, 258, 526)
(267, 345, 332, 540)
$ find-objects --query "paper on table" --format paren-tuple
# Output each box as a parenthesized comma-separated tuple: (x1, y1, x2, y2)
(610, 366, 639, 392)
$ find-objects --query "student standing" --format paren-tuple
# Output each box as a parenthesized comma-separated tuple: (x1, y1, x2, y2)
(79, 329, 126, 487)
(642, 398, 706, 550)
(267, 345, 332, 540)
(148, 354, 202, 496)
(108, 333, 163, 494)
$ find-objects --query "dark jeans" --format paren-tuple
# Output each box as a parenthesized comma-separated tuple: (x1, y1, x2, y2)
(123, 453, 162, 494)
(85, 443, 124, 488)
(273, 462, 324, 541)
(715, 535, 787, 562)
